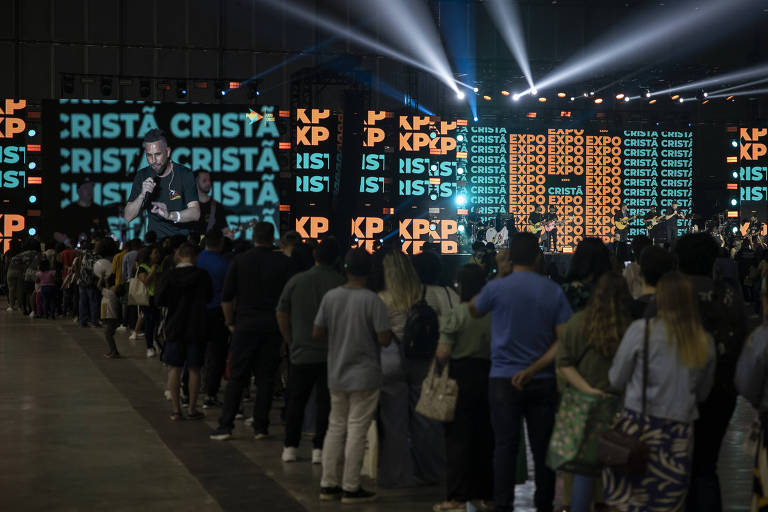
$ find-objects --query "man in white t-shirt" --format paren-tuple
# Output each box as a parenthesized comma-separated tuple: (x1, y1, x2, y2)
(313, 248, 391, 504)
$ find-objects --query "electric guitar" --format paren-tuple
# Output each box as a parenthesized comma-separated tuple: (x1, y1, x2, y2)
(614, 214, 641, 230)
(530, 216, 574, 234)
(644, 212, 677, 229)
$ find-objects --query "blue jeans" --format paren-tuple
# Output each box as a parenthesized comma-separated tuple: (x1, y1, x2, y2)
(570, 474, 596, 512)
(78, 285, 100, 326)
(489, 377, 558, 512)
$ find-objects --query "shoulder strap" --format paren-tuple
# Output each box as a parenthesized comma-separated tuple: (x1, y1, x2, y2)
(642, 318, 649, 418)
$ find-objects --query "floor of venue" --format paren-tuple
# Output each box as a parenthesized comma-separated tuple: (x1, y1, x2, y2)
(0, 302, 756, 512)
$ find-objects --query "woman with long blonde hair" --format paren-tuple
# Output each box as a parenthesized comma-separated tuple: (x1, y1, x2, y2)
(604, 272, 716, 511)
(376, 251, 422, 488)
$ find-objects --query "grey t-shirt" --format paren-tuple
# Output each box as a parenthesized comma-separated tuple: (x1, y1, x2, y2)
(276, 265, 345, 364)
(314, 286, 391, 392)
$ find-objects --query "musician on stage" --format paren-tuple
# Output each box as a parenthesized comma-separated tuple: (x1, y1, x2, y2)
(545, 205, 559, 252)
(664, 201, 681, 244)
(529, 205, 546, 247)
(613, 202, 631, 243)
(643, 207, 662, 244)
(124, 129, 200, 239)
(195, 170, 233, 239)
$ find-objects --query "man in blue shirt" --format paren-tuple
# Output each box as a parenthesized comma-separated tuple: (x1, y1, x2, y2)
(195, 229, 231, 408)
(471, 232, 572, 512)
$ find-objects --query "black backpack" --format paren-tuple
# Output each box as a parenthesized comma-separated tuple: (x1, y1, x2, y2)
(403, 286, 440, 359)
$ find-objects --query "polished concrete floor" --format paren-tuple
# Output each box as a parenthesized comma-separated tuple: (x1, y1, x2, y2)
(0, 305, 757, 511)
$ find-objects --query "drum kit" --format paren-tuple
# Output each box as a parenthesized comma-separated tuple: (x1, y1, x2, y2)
(466, 214, 514, 249)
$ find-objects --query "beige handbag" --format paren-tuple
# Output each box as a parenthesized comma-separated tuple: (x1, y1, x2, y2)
(415, 359, 458, 422)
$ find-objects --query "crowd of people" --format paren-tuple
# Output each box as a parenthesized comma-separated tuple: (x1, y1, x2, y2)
(3, 225, 768, 512)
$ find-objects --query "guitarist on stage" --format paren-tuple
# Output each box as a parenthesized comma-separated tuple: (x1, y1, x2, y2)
(613, 202, 631, 243)
(529, 205, 547, 247)
(644, 207, 662, 244)
(664, 201, 681, 244)
(545, 205, 559, 252)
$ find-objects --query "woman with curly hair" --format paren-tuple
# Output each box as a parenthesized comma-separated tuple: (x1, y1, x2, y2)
(556, 272, 633, 512)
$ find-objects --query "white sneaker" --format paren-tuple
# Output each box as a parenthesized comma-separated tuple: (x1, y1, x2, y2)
(116, 325, 128, 332)
(312, 449, 322, 464)
(281, 446, 298, 462)
(164, 390, 172, 400)
(28, 312, 35, 318)
(6, 306, 13, 312)
(146, 347, 156, 358)
(129, 332, 137, 340)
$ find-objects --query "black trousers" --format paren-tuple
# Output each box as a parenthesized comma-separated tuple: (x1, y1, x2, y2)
(284, 362, 330, 449)
(686, 383, 738, 512)
(444, 358, 494, 502)
(203, 307, 230, 398)
(218, 328, 282, 433)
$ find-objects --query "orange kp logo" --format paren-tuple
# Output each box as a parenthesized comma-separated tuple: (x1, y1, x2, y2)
(295, 216, 329, 238)
(0, 214, 24, 252)
(740, 128, 768, 161)
(399, 218, 458, 254)
(0, 99, 26, 138)
(351, 217, 384, 252)
(296, 109, 330, 146)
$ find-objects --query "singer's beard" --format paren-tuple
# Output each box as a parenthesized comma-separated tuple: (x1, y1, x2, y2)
(151, 160, 170, 175)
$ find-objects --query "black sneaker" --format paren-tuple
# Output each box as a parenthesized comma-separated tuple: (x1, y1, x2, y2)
(202, 397, 222, 409)
(209, 427, 232, 441)
(341, 488, 376, 504)
(319, 486, 343, 501)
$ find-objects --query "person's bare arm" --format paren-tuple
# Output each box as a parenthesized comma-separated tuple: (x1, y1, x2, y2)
(559, 366, 609, 396)
(313, 325, 328, 342)
(150, 201, 201, 223)
(469, 296, 483, 318)
(125, 177, 157, 222)
(510, 323, 567, 389)
(276, 311, 292, 345)
(377, 330, 392, 347)
(222, 300, 235, 333)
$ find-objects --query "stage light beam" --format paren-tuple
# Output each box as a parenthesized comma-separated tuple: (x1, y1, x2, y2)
(483, 0, 535, 89)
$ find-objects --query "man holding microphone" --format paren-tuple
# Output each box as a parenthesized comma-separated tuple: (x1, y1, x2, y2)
(124, 129, 200, 238)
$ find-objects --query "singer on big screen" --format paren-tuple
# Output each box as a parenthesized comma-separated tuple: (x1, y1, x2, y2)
(124, 129, 200, 238)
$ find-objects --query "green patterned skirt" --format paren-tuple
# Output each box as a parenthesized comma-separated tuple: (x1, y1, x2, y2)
(602, 408, 693, 512)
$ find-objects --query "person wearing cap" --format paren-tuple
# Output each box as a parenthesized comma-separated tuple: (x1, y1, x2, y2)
(56, 178, 108, 246)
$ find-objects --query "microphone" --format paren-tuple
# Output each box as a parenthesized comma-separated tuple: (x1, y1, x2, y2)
(142, 174, 162, 211)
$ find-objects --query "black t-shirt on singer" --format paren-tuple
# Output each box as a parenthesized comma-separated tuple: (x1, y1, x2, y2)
(128, 163, 199, 239)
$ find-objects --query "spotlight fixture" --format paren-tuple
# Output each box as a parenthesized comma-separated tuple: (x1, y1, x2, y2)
(458, 224, 465, 233)
(538, 97, 547, 102)
(456, 194, 467, 207)
(138, 80, 151, 98)
(703, 91, 708, 98)
(473, 116, 478, 122)
(569, 97, 575, 101)
(732, 170, 739, 179)
(615, 93, 625, 100)
(500, 90, 510, 96)
(246, 81, 260, 99)
(483, 95, 492, 101)
(594, 98, 603, 104)
(456, 134, 464, 142)
(644, 90, 651, 98)
(100, 77, 113, 96)
(557, 92, 566, 98)
(731, 140, 739, 148)
(730, 198, 738, 206)
(624, 96, 630, 102)
(456, 91, 465, 100)
(589, 91, 595, 96)
(726, 95, 734, 101)
(671, 94, 680, 100)
(583, 92, 589, 98)
(530, 89, 538, 96)
(457, 167, 464, 175)
(429, 222, 437, 231)
(649, 99, 657, 104)
(214, 81, 227, 98)
(473, 87, 479, 93)
(678, 97, 684, 103)
(176, 81, 188, 99)
(512, 94, 521, 101)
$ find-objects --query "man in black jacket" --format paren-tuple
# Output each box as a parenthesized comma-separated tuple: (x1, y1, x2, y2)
(210, 222, 290, 441)
(155, 242, 213, 421)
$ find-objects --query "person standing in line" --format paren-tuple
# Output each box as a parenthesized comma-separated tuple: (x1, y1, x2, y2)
(136, 246, 163, 358)
(623, 235, 652, 300)
(276, 237, 344, 464)
(470, 232, 573, 512)
(36, 259, 57, 320)
(196, 229, 231, 409)
(99, 274, 121, 359)
(314, 248, 392, 504)
(155, 243, 213, 421)
(76, 240, 100, 327)
(603, 273, 716, 511)
(433, 263, 494, 512)
(556, 273, 633, 512)
(209, 222, 289, 441)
